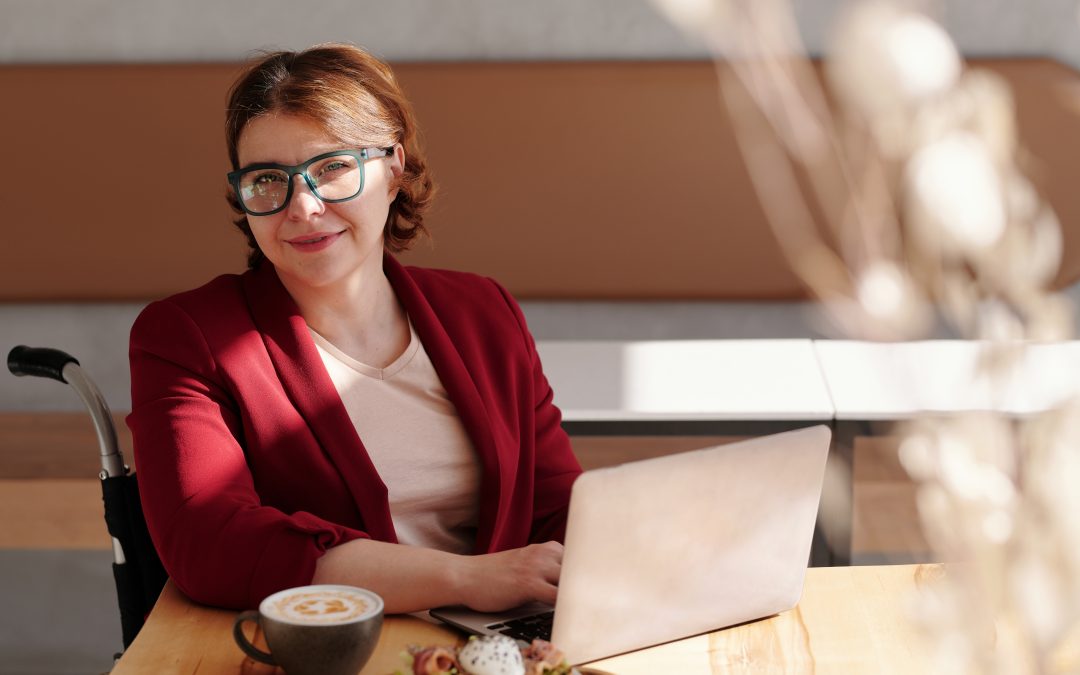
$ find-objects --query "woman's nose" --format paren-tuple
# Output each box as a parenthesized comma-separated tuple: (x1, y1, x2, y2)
(286, 174, 324, 218)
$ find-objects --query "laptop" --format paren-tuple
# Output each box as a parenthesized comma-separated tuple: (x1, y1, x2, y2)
(430, 424, 832, 665)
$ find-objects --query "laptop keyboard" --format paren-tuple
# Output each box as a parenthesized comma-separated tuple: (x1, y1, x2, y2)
(486, 611, 554, 642)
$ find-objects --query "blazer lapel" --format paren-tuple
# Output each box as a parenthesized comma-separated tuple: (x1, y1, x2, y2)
(384, 254, 508, 552)
(241, 263, 397, 542)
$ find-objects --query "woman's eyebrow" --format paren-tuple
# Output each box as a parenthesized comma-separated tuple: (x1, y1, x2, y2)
(239, 148, 351, 169)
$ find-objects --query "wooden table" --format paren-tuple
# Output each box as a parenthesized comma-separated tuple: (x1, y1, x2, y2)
(112, 564, 941, 675)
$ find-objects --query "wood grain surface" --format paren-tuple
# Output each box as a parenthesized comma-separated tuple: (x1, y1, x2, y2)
(111, 581, 462, 675)
(112, 565, 943, 674)
(0, 412, 133, 479)
(0, 479, 109, 549)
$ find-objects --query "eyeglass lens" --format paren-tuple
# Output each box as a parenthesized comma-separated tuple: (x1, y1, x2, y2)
(237, 154, 363, 215)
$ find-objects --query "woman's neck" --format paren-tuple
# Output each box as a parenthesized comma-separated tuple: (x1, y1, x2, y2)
(280, 259, 409, 365)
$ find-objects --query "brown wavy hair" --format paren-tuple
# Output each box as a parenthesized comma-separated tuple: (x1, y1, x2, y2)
(225, 43, 436, 268)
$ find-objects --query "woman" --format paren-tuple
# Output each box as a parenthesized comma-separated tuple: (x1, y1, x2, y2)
(127, 44, 582, 613)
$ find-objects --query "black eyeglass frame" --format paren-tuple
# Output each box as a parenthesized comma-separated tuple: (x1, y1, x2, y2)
(227, 147, 394, 216)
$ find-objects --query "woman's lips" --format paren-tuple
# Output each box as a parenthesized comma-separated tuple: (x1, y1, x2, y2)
(286, 231, 344, 252)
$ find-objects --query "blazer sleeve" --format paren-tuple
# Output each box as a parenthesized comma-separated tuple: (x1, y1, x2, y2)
(491, 280, 583, 543)
(127, 299, 368, 609)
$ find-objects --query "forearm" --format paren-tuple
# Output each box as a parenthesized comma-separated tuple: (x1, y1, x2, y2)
(311, 538, 467, 614)
(312, 538, 563, 615)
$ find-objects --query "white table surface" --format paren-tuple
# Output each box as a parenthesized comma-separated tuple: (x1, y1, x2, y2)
(536, 339, 835, 422)
(814, 340, 1080, 420)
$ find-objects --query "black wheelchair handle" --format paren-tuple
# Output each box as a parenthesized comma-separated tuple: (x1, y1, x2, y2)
(7, 345, 79, 383)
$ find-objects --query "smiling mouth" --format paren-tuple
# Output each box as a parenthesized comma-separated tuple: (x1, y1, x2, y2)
(288, 232, 343, 245)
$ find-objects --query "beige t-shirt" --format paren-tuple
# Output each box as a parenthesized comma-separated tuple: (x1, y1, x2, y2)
(309, 321, 481, 554)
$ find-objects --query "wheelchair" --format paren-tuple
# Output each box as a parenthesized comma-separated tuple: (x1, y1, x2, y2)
(7, 346, 168, 655)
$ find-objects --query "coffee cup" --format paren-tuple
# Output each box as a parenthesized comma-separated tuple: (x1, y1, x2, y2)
(233, 584, 384, 675)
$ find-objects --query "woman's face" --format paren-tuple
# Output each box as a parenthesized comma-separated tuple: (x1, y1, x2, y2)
(235, 113, 402, 293)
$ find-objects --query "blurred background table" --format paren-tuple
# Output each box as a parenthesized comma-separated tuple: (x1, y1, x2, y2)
(813, 340, 1080, 565)
(539, 339, 834, 435)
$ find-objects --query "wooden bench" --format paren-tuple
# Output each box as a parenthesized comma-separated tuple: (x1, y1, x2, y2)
(2, 59, 1079, 302)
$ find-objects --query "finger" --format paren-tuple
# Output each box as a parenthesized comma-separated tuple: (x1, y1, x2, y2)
(535, 580, 558, 606)
(546, 541, 564, 562)
(533, 541, 563, 564)
(541, 540, 564, 556)
(540, 557, 562, 585)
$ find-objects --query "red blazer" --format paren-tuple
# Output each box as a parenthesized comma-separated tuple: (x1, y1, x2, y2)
(127, 253, 582, 609)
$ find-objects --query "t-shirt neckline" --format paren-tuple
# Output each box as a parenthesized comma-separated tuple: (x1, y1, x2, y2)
(308, 319, 419, 381)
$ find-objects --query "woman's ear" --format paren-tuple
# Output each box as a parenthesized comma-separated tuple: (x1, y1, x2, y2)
(388, 143, 405, 199)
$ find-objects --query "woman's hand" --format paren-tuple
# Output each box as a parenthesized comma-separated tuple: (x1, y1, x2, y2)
(312, 538, 563, 614)
(453, 541, 563, 612)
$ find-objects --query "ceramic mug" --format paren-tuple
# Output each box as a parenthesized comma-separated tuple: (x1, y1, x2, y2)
(233, 584, 384, 675)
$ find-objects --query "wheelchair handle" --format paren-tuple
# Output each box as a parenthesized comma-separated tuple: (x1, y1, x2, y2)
(7, 344, 127, 480)
(7, 345, 79, 383)
(9, 345, 135, 574)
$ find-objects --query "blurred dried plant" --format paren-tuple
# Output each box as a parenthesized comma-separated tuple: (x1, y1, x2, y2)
(651, 0, 1080, 672)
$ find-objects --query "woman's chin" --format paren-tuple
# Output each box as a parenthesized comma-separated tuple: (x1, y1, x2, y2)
(276, 260, 369, 294)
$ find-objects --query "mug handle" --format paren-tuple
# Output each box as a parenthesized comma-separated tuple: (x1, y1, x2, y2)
(232, 611, 277, 665)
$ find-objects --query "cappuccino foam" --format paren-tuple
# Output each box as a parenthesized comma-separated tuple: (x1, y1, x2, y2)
(267, 589, 371, 624)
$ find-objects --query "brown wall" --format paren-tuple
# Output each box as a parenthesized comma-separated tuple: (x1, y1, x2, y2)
(2, 58, 1078, 301)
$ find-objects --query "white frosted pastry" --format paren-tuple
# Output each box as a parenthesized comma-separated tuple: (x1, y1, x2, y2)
(457, 635, 525, 675)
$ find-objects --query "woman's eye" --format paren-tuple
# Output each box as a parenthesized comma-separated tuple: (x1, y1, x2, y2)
(253, 172, 287, 185)
(317, 161, 349, 176)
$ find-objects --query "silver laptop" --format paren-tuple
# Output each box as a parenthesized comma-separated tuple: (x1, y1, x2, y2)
(430, 424, 832, 665)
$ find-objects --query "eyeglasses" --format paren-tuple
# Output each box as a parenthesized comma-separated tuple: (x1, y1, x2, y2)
(227, 147, 393, 216)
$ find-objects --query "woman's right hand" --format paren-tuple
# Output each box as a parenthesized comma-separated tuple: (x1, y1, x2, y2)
(312, 538, 563, 614)
(453, 541, 563, 612)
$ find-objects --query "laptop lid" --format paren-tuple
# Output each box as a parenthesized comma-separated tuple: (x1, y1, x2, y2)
(432, 425, 831, 665)
(552, 424, 830, 664)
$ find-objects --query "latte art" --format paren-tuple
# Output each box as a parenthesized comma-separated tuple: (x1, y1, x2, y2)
(267, 589, 371, 624)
